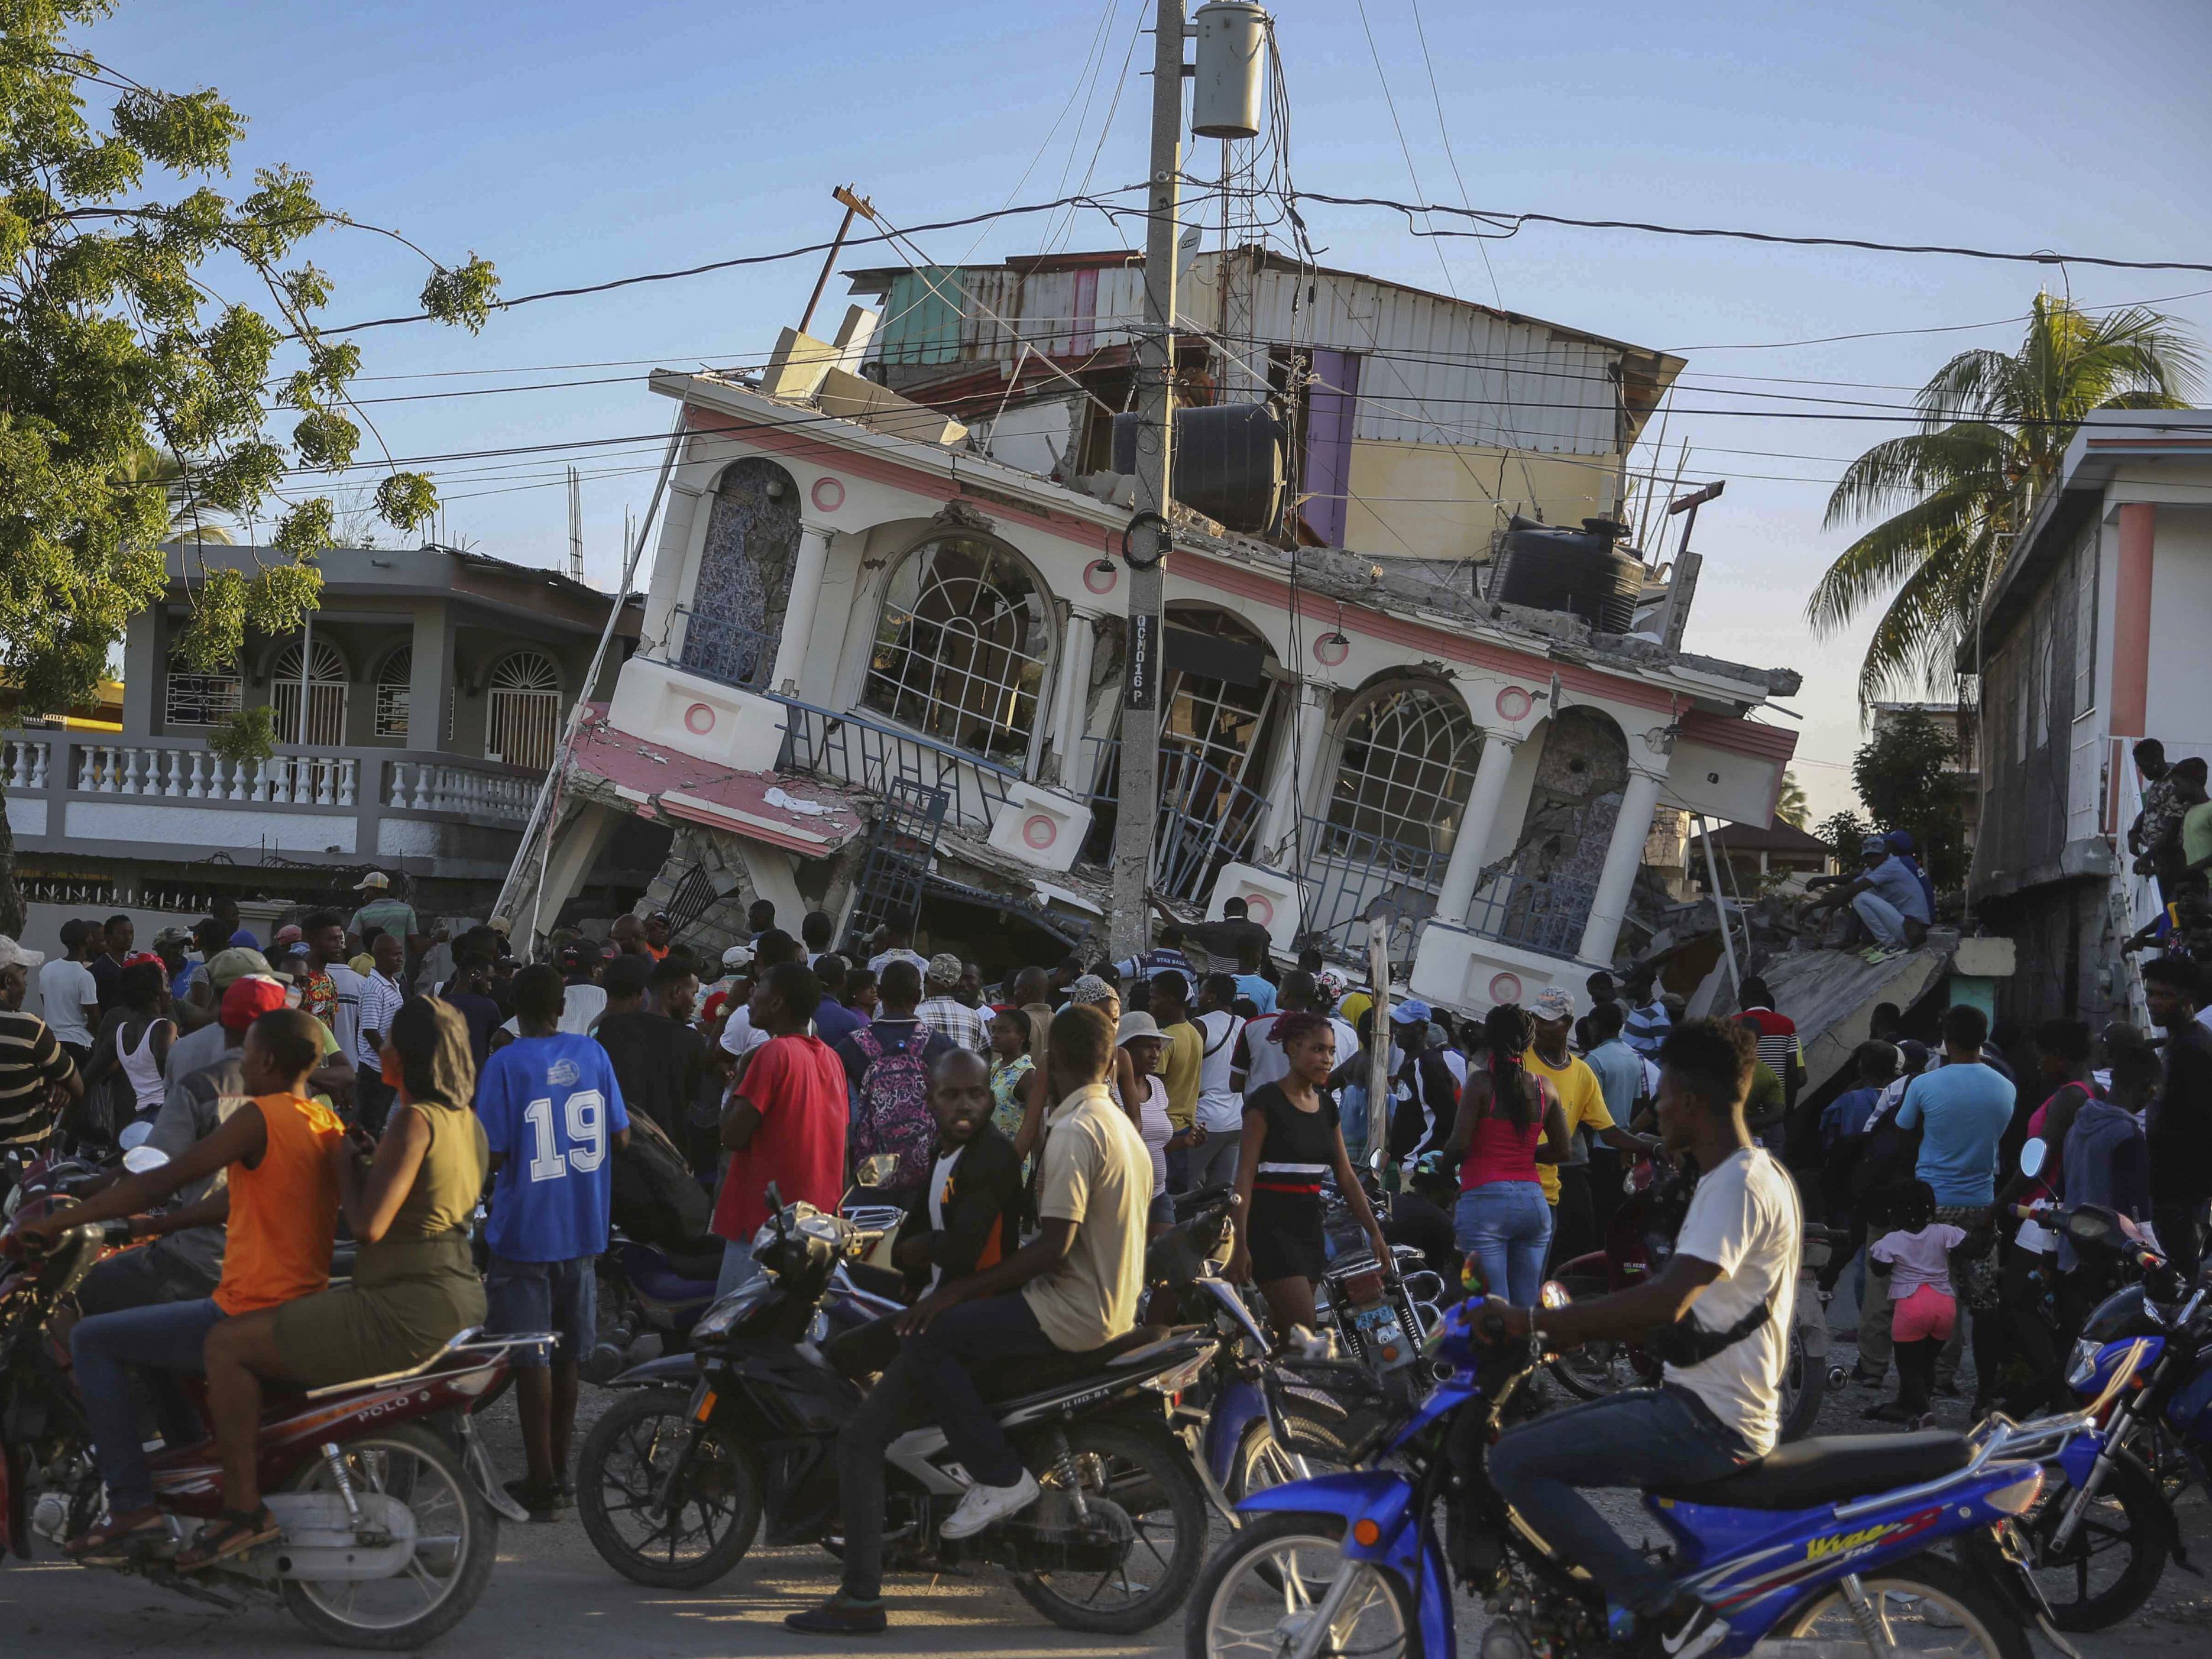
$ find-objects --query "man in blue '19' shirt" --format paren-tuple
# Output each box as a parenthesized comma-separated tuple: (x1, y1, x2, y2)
(477, 963, 630, 1518)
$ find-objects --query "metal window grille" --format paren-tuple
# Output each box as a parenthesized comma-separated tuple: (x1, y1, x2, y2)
(862, 537, 1050, 764)
(1323, 686, 1482, 858)
(271, 640, 349, 746)
(487, 652, 562, 770)
(375, 647, 412, 738)
(846, 778, 950, 951)
(164, 662, 242, 726)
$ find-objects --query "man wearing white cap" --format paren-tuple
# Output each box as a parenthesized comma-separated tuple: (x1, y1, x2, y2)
(1, 935, 82, 1148)
(348, 870, 426, 958)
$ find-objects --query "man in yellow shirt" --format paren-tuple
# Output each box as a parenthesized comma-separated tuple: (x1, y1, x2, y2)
(1149, 970, 1206, 1187)
(1524, 987, 1656, 1266)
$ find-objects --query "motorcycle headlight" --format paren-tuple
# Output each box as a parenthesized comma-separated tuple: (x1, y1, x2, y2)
(2065, 1337, 2101, 1391)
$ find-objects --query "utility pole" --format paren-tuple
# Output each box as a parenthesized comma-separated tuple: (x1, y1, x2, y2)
(1109, 0, 1186, 961)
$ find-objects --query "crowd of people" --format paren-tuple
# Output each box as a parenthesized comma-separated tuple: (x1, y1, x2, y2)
(1, 857, 2205, 1647)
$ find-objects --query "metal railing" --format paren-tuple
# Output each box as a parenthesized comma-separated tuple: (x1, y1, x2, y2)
(1296, 815, 1448, 956)
(1463, 867, 1598, 960)
(1077, 735, 1270, 903)
(674, 611, 779, 693)
(773, 697, 1017, 836)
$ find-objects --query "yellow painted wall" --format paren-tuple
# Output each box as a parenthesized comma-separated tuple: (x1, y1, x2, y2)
(1340, 439, 1627, 562)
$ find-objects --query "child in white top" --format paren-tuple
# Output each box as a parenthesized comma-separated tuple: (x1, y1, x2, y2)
(1867, 1180, 1968, 1425)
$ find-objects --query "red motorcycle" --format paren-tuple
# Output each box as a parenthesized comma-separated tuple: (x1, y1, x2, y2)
(1, 1216, 536, 1650)
(1546, 1156, 1836, 1441)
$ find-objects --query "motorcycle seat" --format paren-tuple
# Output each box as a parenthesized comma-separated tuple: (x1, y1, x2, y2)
(976, 1324, 1175, 1402)
(1654, 1430, 1972, 1511)
(663, 1239, 728, 1282)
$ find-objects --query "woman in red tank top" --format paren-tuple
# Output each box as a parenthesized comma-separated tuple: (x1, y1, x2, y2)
(1441, 1004, 1570, 1304)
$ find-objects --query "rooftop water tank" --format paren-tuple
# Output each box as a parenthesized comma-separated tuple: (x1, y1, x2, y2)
(1110, 401, 1286, 537)
(1487, 516, 1644, 635)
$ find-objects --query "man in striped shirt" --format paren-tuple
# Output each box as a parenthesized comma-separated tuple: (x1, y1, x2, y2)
(0, 937, 82, 1147)
(1621, 966, 1672, 1058)
(1734, 976, 1806, 1158)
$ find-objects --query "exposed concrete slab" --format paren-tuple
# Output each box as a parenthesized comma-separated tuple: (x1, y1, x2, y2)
(1756, 935, 1958, 1090)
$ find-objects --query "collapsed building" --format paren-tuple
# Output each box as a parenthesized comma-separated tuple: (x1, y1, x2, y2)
(505, 254, 1802, 1011)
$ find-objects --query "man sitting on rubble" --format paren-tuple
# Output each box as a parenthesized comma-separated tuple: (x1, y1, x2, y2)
(1806, 835, 1930, 961)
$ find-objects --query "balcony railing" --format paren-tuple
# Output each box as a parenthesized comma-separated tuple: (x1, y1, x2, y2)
(1464, 868, 1597, 960)
(773, 697, 1017, 836)
(73, 742, 358, 807)
(1296, 815, 1449, 957)
(674, 611, 778, 693)
(384, 758, 534, 825)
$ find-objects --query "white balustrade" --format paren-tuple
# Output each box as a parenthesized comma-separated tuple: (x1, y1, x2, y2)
(382, 757, 534, 825)
(2, 738, 50, 791)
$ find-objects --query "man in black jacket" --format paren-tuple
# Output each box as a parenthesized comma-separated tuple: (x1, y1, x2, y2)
(792, 1048, 1026, 1632)
(2144, 954, 2212, 1282)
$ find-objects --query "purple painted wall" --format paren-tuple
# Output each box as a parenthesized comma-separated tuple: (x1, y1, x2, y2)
(1303, 349, 1361, 548)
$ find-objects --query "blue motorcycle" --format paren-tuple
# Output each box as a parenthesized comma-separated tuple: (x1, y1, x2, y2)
(1978, 1186, 2208, 1629)
(1186, 1289, 2131, 1659)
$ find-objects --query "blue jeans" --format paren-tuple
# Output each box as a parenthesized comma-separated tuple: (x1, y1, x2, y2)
(1489, 1386, 1754, 1615)
(485, 1255, 597, 1369)
(1851, 890, 1910, 948)
(1455, 1182, 1553, 1305)
(901, 1294, 1060, 1489)
(70, 1297, 228, 1512)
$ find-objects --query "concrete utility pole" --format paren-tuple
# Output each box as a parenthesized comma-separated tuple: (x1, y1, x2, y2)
(1109, 0, 1186, 960)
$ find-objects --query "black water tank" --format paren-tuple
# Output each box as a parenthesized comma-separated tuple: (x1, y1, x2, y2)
(1110, 401, 1286, 537)
(1488, 515, 1643, 634)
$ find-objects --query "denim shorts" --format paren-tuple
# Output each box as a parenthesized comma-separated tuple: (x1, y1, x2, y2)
(484, 1254, 597, 1368)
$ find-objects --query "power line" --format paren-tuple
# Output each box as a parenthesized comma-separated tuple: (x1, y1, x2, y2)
(1293, 190, 2212, 276)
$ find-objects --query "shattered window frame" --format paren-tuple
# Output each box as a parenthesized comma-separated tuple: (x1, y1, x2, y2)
(1323, 681, 1483, 857)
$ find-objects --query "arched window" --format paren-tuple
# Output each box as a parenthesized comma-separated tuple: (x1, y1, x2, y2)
(487, 651, 562, 769)
(1323, 683, 1482, 856)
(681, 457, 801, 690)
(270, 639, 348, 746)
(374, 647, 412, 738)
(862, 536, 1052, 763)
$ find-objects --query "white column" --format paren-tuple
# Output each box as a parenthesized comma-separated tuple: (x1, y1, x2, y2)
(1255, 679, 1332, 863)
(1433, 730, 1522, 926)
(1051, 613, 1097, 789)
(1577, 765, 1668, 969)
(770, 526, 834, 696)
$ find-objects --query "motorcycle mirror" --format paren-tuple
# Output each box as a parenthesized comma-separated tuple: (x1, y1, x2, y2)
(856, 1153, 900, 1188)
(1539, 1280, 1571, 1310)
(2017, 1139, 2047, 1180)
(121, 1145, 170, 1175)
(118, 1120, 156, 1152)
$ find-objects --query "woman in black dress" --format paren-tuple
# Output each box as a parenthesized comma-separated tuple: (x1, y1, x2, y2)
(1227, 1010, 1391, 1336)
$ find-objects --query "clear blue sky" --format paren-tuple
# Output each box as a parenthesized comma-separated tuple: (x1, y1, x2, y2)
(86, 0, 2212, 818)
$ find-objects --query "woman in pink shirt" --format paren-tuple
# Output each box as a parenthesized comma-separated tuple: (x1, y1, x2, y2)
(1441, 1004, 1571, 1304)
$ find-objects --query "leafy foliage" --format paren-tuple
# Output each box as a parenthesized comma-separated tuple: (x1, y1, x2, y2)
(207, 701, 274, 765)
(0, 1, 499, 722)
(1775, 769, 1809, 829)
(1808, 294, 2200, 707)
(1815, 809, 1872, 867)
(1851, 710, 1970, 893)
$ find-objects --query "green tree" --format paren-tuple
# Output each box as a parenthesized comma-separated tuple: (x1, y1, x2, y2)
(1775, 769, 1810, 829)
(1851, 710, 1969, 895)
(1807, 294, 2200, 705)
(0, 1, 497, 932)
(1814, 808, 1871, 868)
(114, 439, 234, 543)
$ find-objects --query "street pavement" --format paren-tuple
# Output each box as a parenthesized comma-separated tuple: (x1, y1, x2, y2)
(5, 1349, 2206, 1657)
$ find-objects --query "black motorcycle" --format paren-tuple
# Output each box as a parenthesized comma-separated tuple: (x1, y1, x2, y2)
(575, 1191, 1221, 1632)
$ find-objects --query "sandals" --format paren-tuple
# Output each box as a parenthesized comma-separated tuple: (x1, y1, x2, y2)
(67, 1504, 170, 1563)
(176, 1504, 281, 1571)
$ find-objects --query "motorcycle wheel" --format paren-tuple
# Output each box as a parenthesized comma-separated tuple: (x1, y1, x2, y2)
(577, 1386, 762, 1589)
(1547, 1339, 1640, 1401)
(1777, 1321, 1826, 1443)
(1185, 1512, 1422, 1659)
(1226, 1414, 1342, 1502)
(278, 1424, 497, 1651)
(1009, 1420, 1209, 1634)
(2012, 1449, 2169, 1630)
(1777, 1552, 2029, 1659)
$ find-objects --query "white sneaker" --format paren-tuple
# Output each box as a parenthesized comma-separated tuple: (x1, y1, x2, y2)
(940, 1470, 1041, 1539)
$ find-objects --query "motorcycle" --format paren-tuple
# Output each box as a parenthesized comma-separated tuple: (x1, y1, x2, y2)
(0, 1208, 539, 1650)
(1548, 1156, 1832, 1441)
(582, 1233, 724, 1383)
(576, 1187, 1223, 1632)
(1186, 1284, 2134, 1659)
(1961, 1139, 2208, 1631)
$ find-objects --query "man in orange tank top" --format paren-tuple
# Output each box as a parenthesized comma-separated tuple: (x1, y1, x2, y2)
(20, 997, 339, 1563)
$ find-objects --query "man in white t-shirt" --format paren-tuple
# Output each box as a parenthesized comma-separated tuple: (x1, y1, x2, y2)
(1185, 973, 1246, 1190)
(39, 919, 103, 1062)
(1485, 1019, 1799, 1659)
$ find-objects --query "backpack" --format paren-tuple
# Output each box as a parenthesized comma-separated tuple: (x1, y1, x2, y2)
(609, 1111, 713, 1250)
(850, 1022, 935, 1193)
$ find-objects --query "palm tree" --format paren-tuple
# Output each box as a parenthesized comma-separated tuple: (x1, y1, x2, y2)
(1775, 770, 1810, 830)
(1808, 294, 2200, 705)
(114, 442, 237, 544)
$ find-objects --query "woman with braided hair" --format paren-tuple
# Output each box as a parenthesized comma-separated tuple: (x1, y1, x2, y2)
(1442, 1003, 1572, 1305)
(1226, 1009, 1390, 1337)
